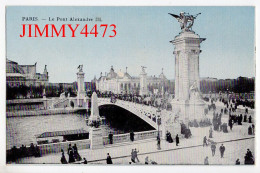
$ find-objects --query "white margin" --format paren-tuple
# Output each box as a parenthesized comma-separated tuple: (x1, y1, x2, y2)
(0, 0, 259, 173)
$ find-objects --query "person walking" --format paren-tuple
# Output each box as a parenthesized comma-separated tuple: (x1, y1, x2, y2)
(130, 131, 135, 142)
(204, 156, 209, 165)
(131, 149, 135, 163)
(106, 153, 113, 164)
(203, 136, 208, 147)
(134, 148, 140, 162)
(67, 144, 75, 163)
(109, 132, 113, 144)
(211, 143, 216, 156)
(73, 144, 82, 161)
(175, 134, 179, 146)
(145, 156, 149, 164)
(209, 127, 213, 138)
(248, 125, 253, 135)
(228, 118, 233, 131)
(157, 135, 161, 150)
(248, 115, 252, 123)
(60, 149, 68, 164)
(219, 144, 225, 158)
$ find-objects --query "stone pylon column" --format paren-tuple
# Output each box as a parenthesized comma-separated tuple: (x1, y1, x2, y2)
(88, 92, 103, 149)
(171, 30, 206, 123)
(77, 65, 85, 107)
(139, 67, 148, 96)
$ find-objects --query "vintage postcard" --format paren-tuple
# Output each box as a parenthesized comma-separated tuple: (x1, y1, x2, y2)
(3, 4, 256, 169)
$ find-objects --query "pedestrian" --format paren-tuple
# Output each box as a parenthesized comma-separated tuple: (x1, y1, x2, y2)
(246, 149, 253, 159)
(35, 145, 41, 157)
(175, 134, 179, 146)
(219, 144, 225, 158)
(157, 135, 161, 150)
(204, 156, 209, 165)
(209, 127, 213, 138)
(243, 114, 247, 122)
(29, 143, 35, 156)
(168, 132, 173, 143)
(235, 159, 240, 165)
(73, 144, 82, 161)
(134, 148, 140, 162)
(108, 132, 113, 144)
(131, 149, 135, 163)
(203, 136, 208, 147)
(106, 153, 113, 164)
(145, 156, 149, 164)
(130, 131, 135, 142)
(244, 149, 254, 164)
(252, 124, 255, 135)
(248, 115, 252, 123)
(166, 131, 170, 142)
(228, 118, 233, 131)
(67, 144, 75, 163)
(60, 149, 68, 164)
(211, 143, 216, 156)
(248, 126, 252, 135)
(83, 157, 88, 164)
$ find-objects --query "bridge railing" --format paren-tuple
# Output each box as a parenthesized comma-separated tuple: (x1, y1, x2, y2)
(103, 130, 162, 145)
(98, 98, 159, 127)
(36, 139, 91, 156)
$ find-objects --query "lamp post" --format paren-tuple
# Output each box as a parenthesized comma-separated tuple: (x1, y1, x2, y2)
(156, 107, 162, 150)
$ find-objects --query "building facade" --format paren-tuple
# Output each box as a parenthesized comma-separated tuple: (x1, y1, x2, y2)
(6, 59, 49, 87)
(94, 66, 169, 95)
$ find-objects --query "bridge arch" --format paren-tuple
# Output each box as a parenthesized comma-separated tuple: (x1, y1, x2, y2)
(98, 98, 159, 129)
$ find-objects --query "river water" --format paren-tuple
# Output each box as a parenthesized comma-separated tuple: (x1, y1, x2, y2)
(6, 114, 123, 150)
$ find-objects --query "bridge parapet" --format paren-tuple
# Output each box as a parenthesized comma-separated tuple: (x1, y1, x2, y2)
(103, 130, 162, 145)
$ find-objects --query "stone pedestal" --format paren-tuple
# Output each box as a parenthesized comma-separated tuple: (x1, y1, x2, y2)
(77, 71, 86, 107)
(162, 115, 181, 140)
(139, 68, 148, 96)
(171, 30, 206, 123)
(164, 123, 181, 140)
(88, 92, 103, 149)
(89, 127, 103, 149)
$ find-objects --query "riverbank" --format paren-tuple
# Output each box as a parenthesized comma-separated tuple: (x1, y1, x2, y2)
(6, 108, 88, 117)
(13, 123, 255, 164)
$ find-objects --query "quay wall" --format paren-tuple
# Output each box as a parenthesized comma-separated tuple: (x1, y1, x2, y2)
(38, 130, 161, 156)
(7, 130, 161, 159)
(6, 108, 86, 118)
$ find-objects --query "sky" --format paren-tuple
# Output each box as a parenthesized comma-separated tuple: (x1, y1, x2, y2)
(6, 6, 255, 83)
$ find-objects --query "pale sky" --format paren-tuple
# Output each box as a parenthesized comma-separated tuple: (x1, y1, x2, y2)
(6, 6, 255, 83)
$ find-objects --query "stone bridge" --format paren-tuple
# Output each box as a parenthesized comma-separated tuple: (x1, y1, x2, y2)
(97, 98, 175, 130)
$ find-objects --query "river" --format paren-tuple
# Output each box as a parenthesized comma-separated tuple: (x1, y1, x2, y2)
(6, 113, 124, 150)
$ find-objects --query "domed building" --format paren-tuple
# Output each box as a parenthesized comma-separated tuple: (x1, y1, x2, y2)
(95, 66, 169, 95)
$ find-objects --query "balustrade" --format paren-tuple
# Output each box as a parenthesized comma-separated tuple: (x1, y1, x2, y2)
(103, 130, 161, 146)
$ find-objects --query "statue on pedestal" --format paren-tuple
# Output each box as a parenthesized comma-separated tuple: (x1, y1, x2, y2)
(141, 66, 147, 73)
(169, 12, 201, 31)
(189, 81, 201, 101)
(77, 65, 83, 72)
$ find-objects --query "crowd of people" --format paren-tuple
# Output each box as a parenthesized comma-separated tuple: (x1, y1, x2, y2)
(244, 149, 254, 164)
(7, 143, 41, 162)
(98, 90, 171, 111)
(60, 144, 82, 164)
